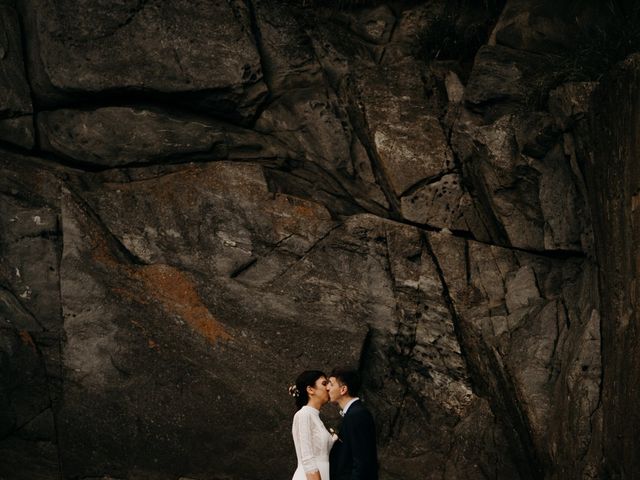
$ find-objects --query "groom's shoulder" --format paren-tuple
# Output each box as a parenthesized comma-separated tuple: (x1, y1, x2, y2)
(349, 400, 374, 419)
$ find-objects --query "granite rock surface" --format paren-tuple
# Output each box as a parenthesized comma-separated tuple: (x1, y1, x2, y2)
(0, 1, 623, 479)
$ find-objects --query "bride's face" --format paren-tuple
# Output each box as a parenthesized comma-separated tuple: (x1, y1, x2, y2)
(310, 376, 330, 405)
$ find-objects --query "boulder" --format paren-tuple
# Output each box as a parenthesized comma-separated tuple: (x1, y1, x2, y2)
(20, 0, 267, 121)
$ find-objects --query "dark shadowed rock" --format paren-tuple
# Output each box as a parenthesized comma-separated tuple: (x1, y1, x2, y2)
(0, 436, 60, 480)
(465, 45, 548, 119)
(0, 5, 32, 117)
(548, 82, 598, 131)
(0, 329, 50, 437)
(586, 54, 640, 479)
(491, 0, 576, 54)
(0, 315, 59, 480)
(356, 6, 396, 45)
(0, 287, 42, 331)
(514, 112, 561, 159)
(0, 115, 34, 149)
(449, 1, 596, 254)
(340, 5, 396, 46)
(381, 2, 446, 62)
(0, 5, 35, 149)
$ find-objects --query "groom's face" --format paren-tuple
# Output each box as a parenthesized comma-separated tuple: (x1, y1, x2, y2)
(327, 376, 345, 403)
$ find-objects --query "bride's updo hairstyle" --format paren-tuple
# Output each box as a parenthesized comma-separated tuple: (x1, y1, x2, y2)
(290, 370, 326, 410)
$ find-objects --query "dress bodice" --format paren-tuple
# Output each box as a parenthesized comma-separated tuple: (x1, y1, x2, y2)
(291, 405, 335, 476)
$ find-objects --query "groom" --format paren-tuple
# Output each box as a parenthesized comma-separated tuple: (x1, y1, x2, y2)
(327, 367, 378, 480)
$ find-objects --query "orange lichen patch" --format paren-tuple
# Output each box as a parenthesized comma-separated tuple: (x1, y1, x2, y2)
(133, 264, 232, 344)
(84, 223, 229, 346)
(268, 194, 332, 235)
(293, 202, 328, 219)
(70, 175, 232, 346)
(18, 330, 37, 353)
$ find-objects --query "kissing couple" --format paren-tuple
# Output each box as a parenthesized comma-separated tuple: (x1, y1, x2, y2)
(289, 368, 378, 480)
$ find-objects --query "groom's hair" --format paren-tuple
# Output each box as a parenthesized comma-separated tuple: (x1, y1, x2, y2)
(330, 367, 361, 397)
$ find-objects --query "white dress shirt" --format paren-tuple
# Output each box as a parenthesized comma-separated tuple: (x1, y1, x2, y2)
(342, 397, 360, 415)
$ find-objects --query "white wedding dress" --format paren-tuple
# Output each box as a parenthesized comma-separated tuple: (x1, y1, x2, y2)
(292, 405, 336, 480)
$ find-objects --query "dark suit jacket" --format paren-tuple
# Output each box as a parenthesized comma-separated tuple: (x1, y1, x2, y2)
(329, 400, 378, 480)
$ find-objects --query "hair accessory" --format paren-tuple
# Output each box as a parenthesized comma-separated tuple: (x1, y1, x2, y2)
(288, 384, 300, 397)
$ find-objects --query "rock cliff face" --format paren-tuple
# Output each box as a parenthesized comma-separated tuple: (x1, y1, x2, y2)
(0, 0, 630, 478)
(586, 55, 640, 480)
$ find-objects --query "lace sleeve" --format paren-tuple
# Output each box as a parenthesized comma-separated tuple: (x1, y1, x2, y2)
(293, 410, 319, 474)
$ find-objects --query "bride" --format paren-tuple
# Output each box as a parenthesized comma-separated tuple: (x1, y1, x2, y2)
(289, 370, 338, 480)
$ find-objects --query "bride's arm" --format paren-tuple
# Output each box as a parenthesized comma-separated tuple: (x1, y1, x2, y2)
(305, 472, 321, 480)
